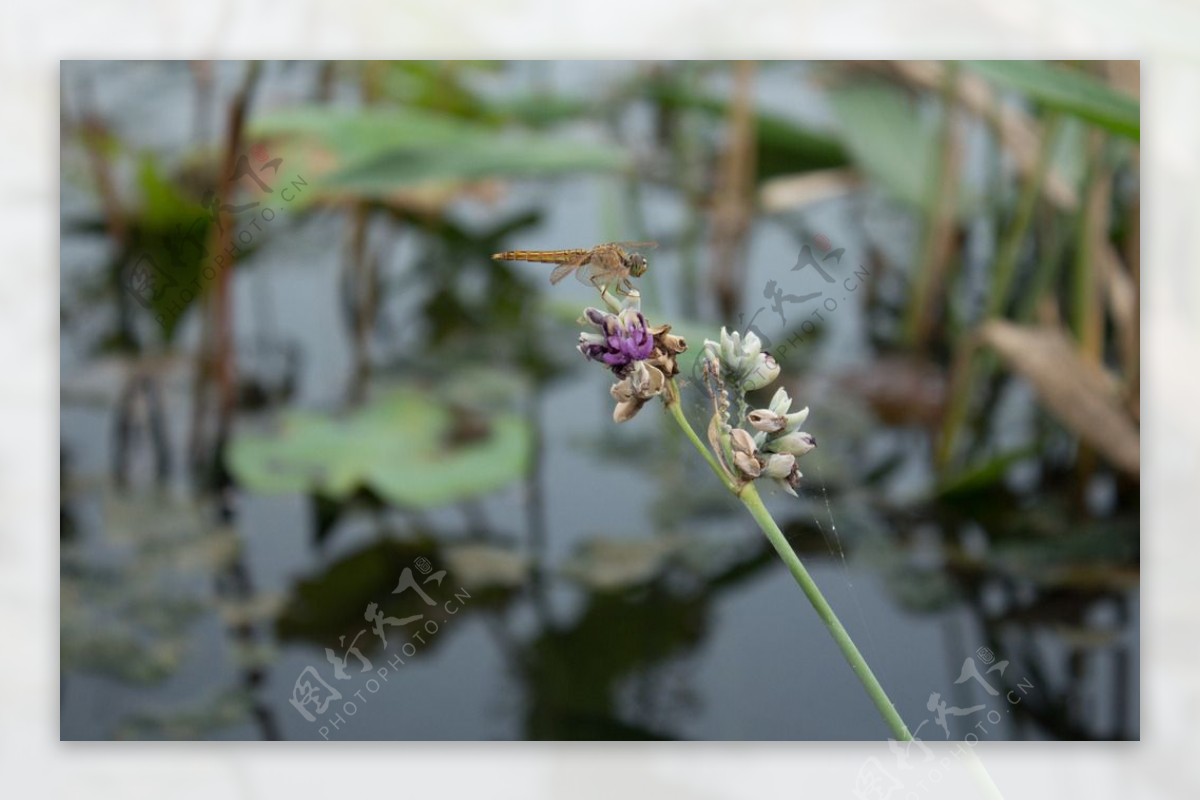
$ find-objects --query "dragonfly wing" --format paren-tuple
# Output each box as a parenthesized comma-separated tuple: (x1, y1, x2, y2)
(575, 249, 623, 285)
(573, 262, 597, 285)
(549, 252, 591, 284)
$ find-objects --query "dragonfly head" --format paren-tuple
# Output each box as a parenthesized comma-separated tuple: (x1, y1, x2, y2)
(628, 253, 648, 278)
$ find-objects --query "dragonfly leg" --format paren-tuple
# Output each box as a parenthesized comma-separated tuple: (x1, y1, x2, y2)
(590, 276, 611, 306)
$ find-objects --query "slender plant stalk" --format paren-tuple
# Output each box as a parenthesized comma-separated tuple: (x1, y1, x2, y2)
(904, 60, 961, 349)
(737, 480, 912, 742)
(663, 381, 1004, 798)
(673, 62, 705, 320)
(1016, 199, 1070, 323)
(708, 60, 757, 322)
(1073, 129, 1109, 365)
(1070, 130, 1110, 493)
(665, 388, 736, 494)
(937, 112, 1062, 470)
(988, 114, 1064, 320)
(664, 379, 909, 740)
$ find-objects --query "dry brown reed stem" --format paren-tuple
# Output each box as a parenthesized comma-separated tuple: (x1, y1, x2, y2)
(708, 61, 758, 322)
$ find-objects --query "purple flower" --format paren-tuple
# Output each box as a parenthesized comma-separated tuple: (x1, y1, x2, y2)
(577, 307, 654, 373)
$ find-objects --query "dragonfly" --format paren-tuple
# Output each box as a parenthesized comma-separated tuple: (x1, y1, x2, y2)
(491, 242, 656, 299)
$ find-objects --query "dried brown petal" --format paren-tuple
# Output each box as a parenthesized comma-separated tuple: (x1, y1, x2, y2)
(613, 398, 644, 423)
(648, 352, 678, 378)
(729, 427, 758, 456)
(610, 378, 635, 403)
(631, 361, 665, 399)
(733, 451, 762, 478)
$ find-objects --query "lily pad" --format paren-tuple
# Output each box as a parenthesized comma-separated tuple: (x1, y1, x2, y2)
(562, 537, 680, 592)
(226, 387, 531, 509)
(443, 543, 529, 590)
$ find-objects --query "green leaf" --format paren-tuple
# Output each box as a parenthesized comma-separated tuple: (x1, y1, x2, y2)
(254, 106, 476, 163)
(643, 81, 850, 181)
(934, 446, 1038, 501)
(1049, 116, 1089, 197)
(827, 84, 940, 214)
(495, 93, 596, 128)
(131, 156, 213, 340)
(252, 106, 630, 200)
(325, 135, 627, 192)
(967, 61, 1139, 141)
(373, 61, 500, 122)
(227, 387, 531, 509)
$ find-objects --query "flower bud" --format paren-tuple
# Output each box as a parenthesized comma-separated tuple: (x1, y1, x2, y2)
(760, 452, 796, 479)
(719, 328, 739, 366)
(747, 409, 787, 433)
(784, 406, 809, 432)
(740, 330, 763, 360)
(767, 431, 816, 457)
(768, 387, 792, 415)
(741, 352, 780, 391)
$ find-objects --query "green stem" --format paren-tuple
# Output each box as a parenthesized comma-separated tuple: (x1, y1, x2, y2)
(738, 481, 912, 742)
(1072, 130, 1108, 362)
(664, 381, 908, 740)
(665, 389, 736, 493)
(662, 381, 1004, 796)
(987, 113, 1063, 319)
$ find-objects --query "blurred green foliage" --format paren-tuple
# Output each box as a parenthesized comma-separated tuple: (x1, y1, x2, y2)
(228, 386, 531, 510)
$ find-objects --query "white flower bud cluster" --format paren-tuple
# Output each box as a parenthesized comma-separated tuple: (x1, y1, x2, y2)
(703, 328, 780, 392)
(702, 329, 815, 497)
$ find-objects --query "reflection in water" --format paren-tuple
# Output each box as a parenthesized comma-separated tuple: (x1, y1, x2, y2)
(60, 358, 1139, 740)
(515, 539, 775, 740)
(874, 471, 1139, 741)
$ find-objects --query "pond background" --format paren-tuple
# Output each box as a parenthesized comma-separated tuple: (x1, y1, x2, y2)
(59, 60, 1140, 741)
